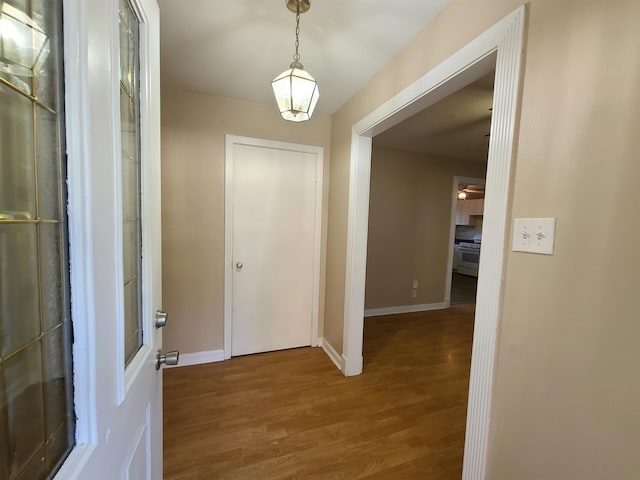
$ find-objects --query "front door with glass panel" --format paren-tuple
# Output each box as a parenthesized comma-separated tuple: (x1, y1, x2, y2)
(0, 0, 164, 479)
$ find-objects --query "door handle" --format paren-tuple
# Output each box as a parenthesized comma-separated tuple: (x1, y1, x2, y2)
(235, 262, 243, 271)
(155, 310, 168, 329)
(155, 350, 179, 370)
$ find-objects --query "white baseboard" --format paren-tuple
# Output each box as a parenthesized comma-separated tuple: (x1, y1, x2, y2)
(364, 302, 447, 317)
(318, 337, 344, 372)
(166, 349, 225, 368)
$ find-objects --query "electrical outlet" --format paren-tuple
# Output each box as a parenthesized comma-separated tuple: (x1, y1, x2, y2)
(412, 280, 419, 289)
(411, 289, 417, 298)
(512, 218, 556, 255)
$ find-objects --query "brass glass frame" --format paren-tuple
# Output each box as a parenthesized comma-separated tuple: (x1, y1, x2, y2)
(0, 1, 75, 479)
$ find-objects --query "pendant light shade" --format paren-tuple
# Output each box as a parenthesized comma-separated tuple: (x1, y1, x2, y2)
(272, 0, 319, 122)
(272, 61, 319, 122)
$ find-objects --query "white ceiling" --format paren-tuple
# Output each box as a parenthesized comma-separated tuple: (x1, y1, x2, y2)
(158, 1, 495, 163)
(157, 0, 450, 115)
(374, 72, 495, 163)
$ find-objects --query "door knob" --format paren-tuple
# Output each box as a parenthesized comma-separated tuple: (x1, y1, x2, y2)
(235, 262, 243, 270)
(155, 310, 168, 329)
(155, 350, 179, 370)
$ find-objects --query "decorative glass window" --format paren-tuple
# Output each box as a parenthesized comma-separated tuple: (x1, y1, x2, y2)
(0, 0, 75, 478)
(119, 0, 143, 365)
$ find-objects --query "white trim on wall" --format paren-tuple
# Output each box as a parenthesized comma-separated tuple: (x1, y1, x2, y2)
(224, 135, 324, 360)
(445, 177, 459, 308)
(364, 302, 447, 317)
(341, 7, 526, 480)
(165, 349, 225, 368)
(318, 337, 344, 372)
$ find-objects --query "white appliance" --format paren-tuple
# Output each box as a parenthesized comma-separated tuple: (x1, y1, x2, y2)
(457, 241, 481, 277)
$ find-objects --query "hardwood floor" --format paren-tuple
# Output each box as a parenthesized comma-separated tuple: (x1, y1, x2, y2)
(450, 273, 477, 305)
(164, 304, 475, 479)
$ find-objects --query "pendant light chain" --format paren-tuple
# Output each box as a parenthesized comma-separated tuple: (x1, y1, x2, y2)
(293, 6, 301, 63)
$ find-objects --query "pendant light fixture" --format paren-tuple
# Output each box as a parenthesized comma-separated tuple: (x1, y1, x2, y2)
(272, 0, 319, 122)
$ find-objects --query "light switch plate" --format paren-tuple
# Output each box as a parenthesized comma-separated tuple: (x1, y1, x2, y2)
(512, 218, 556, 255)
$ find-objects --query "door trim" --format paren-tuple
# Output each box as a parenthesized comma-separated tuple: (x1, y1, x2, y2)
(341, 6, 525, 480)
(224, 135, 324, 359)
(59, 0, 99, 475)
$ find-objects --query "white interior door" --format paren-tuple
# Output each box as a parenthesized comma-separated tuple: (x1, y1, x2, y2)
(55, 0, 164, 479)
(227, 137, 322, 357)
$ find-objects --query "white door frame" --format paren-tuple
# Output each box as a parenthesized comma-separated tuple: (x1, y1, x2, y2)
(224, 135, 324, 359)
(445, 176, 487, 307)
(341, 7, 525, 480)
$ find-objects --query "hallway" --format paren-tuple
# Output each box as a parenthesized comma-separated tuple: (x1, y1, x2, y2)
(163, 304, 475, 479)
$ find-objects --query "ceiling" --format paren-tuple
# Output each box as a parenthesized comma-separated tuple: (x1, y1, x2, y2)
(373, 72, 495, 163)
(157, 0, 450, 115)
(158, 1, 494, 163)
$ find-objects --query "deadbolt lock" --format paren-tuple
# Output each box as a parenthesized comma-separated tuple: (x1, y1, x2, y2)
(155, 310, 168, 329)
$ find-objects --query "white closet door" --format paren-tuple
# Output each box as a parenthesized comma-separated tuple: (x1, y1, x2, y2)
(231, 142, 317, 356)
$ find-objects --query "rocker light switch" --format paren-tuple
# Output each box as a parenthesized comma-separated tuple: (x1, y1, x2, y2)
(512, 218, 556, 255)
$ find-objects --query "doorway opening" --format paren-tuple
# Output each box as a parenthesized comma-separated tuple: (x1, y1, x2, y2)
(451, 175, 488, 306)
(362, 67, 494, 478)
(364, 71, 493, 315)
(341, 7, 525, 479)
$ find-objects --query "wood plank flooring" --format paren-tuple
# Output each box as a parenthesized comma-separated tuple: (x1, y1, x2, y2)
(450, 273, 477, 306)
(163, 304, 475, 479)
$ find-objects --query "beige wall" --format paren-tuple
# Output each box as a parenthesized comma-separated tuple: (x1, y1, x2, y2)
(161, 89, 331, 354)
(325, 0, 640, 477)
(365, 147, 485, 309)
